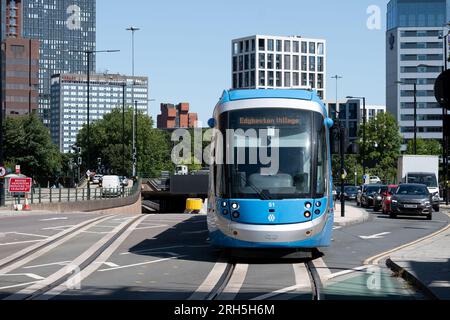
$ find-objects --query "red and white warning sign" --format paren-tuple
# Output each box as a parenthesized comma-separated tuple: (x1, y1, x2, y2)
(9, 178, 32, 193)
(0, 167, 6, 178)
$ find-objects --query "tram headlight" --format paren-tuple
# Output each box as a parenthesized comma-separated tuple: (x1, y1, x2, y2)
(304, 211, 312, 218)
(232, 212, 240, 219)
(305, 202, 312, 209)
(231, 202, 240, 210)
(223, 209, 229, 215)
(315, 210, 321, 215)
(221, 201, 228, 208)
(316, 202, 322, 207)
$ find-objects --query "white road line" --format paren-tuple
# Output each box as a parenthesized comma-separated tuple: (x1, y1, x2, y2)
(3, 232, 49, 239)
(120, 245, 185, 255)
(135, 224, 168, 230)
(333, 226, 342, 230)
(359, 232, 391, 240)
(40, 218, 68, 222)
(97, 256, 183, 272)
(326, 266, 371, 280)
(41, 225, 74, 231)
(188, 258, 229, 300)
(0, 240, 43, 246)
(94, 262, 119, 268)
(217, 263, 249, 300)
(23, 261, 71, 269)
(0, 281, 38, 291)
(0, 273, 45, 280)
(250, 284, 301, 301)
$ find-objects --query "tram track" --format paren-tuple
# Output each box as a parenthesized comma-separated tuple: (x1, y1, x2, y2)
(0, 214, 145, 300)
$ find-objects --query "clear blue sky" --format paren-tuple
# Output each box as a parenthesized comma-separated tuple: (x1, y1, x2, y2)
(96, 0, 389, 124)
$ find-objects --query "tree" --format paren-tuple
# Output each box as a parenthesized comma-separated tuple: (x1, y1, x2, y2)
(3, 114, 62, 184)
(76, 108, 174, 177)
(406, 138, 442, 156)
(358, 112, 402, 184)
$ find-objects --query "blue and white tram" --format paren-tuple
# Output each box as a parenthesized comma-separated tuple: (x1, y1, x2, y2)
(207, 89, 334, 249)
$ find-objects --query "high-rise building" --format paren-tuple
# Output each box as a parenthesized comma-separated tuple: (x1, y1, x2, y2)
(386, 0, 449, 142)
(1, 0, 39, 117)
(231, 35, 327, 100)
(326, 99, 361, 144)
(157, 103, 198, 129)
(21, 0, 96, 126)
(50, 73, 148, 153)
(364, 105, 386, 122)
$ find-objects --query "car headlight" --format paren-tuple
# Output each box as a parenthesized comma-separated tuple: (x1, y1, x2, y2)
(423, 201, 431, 206)
(392, 200, 398, 204)
(376, 196, 382, 200)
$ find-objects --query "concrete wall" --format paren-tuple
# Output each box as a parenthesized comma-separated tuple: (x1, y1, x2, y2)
(30, 188, 142, 215)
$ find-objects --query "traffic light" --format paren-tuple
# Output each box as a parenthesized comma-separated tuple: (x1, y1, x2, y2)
(444, 114, 450, 137)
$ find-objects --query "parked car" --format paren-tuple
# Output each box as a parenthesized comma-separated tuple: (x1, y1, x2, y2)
(369, 176, 382, 184)
(373, 185, 389, 212)
(344, 186, 359, 201)
(390, 184, 433, 220)
(381, 185, 399, 214)
(360, 185, 383, 208)
(101, 175, 122, 198)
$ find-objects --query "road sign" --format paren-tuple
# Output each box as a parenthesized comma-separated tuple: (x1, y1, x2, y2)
(86, 170, 91, 177)
(435, 70, 450, 109)
(15, 165, 21, 174)
(9, 178, 32, 193)
(0, 167, 6, 178)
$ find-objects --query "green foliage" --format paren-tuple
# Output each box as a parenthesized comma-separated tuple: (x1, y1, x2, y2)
(406, 138, 442, 156)
(331, 154, 363, 186)
(76, 108, 174, 178)
(358, 112, 402, 184)
(3, 114, 62, 184)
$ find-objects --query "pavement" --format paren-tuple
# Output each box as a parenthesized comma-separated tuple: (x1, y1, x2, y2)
(387, 220, 450, 300)
(334, 202, 371, 227)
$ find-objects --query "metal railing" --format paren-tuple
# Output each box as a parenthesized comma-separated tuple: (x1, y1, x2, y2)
(2, 180, 140, 207)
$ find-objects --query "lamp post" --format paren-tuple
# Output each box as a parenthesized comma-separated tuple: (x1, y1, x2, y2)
(73, 49, 120, 199)
(122, 82, 127, 177)
(127, 27, 140, 178)
(0, 1, 4, 207)
(439, 26, 449, 205)
(347, 96, 366, 179)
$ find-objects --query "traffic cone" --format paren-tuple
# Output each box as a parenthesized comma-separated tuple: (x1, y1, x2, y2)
(23, 196, 31, 211)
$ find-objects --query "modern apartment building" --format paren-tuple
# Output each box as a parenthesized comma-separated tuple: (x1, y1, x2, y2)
(157, 103, 198, 129)
(364, 105, 386, 122)
(50, 73, 148, 153)
(326, 99, 361, 143)
(231, 35, 326, 100)
(21, 0, 96, 126)
(386, 0, 449, 141)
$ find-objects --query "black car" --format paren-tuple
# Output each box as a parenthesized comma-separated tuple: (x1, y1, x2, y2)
(360, 185, 383, 208)
(390, 184, 433, 220)
(344, 186, 359, 201)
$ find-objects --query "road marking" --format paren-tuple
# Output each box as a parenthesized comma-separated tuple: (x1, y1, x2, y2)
(135, 224, 168, 230)
(0, 281, 38, 291)
(98, 256, 183, 272)
(359, 232, 391, 240)
(40, 217, 68, 222)
(94, 262, 119, 268)
(41, 225, 74, 231)
(311, 258, 332, 282)
(24, 261, 71, 269)
(3, 232, 49, 239)
(326, 266, 371, 280)
(0, 273, 45, 280)
(0, 240, 43, 246)
(120, 245, 185, 255)
(217, 263, 249, 300)
(333, 226, 342, 230)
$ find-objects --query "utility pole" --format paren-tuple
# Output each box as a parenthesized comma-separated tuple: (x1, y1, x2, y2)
(0, 0, 5, 207)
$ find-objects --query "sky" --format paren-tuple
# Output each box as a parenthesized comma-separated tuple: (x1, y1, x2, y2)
(96, 0, 389, 124)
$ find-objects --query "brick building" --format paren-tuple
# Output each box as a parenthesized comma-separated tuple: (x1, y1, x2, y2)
(157, 103, 198, 129)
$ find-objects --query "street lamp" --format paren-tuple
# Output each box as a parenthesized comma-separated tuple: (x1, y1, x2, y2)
(0, 1, 4, 206)
(127, 26, 140, 177)
(347, 96, 366, 178)
(72, 49, 120, 199)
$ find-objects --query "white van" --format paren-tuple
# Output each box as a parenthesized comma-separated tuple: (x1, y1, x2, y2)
(175, 165, 189, 175)
(101, 175, 122, 197)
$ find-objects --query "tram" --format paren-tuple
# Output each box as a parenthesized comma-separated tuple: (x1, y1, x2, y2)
(207, 89, 334, 249)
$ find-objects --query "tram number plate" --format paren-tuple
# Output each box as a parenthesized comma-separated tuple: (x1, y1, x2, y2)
(404, 204, 417, 209)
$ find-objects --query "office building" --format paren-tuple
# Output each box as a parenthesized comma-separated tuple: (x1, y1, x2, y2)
(231, 35, 327, 100)
(364, 105, 386, 122)
(3, 37, 39, 116)
(157, 103, 198, 129)
(386, 0, 449, 141)
(326, 99, 361, 143)
(21, 0, 96, 126)
(50, 73, 148, 153)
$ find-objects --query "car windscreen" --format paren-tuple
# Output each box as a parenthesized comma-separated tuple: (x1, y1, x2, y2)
(366, 186, 380, 193)
(345, 187, 358, 193)
(397, 185, 429, 196)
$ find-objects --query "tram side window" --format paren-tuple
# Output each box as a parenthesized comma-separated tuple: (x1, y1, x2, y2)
(316, 114, 326, 196)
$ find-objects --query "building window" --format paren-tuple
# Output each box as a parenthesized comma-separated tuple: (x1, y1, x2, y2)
(251, 39, 255, 51)
(317, 74, 323, 89)
(309, 42, 316, 54)
(233, 57, 238, 72)
(239, 41, 244, 53)
(268, 39, 274, 51)
(239, 56, 244, 71)
(317, 43, 324, 55)
(244, 55, 249, 70)
(293, 41, 299, 53)
(259, 53, 266, 68)
(268, 71, 274, 86)
(276, 72, 282, 86)
(293, 55, 300, 70)
(250, 71, 255, 87)
(301, 56, 307, 71)
(276, 54, 282, 69)
(250, 54, 256, 69)
(317, 57, 324, 72)
(259, 38, 265, 51)
(284, 72, 291, 87)
(284, 40, 291, 52)
(309, 73, 315, 88)
(259, 71, 266, 86)
(245, 40, 250, 52)
(301, 73, 307, 86)
(301, 41, 307, 53)
(267, 54, 273, 69)
(284, 55, 291, 70)
(293, 72, 299, 86)
(309, 56, 316, 71)
(239, 73, 243, 87)
(276, 40, 282, 52)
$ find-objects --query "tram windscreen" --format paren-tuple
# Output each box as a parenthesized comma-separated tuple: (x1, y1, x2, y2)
(218, 108, 327, 200)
